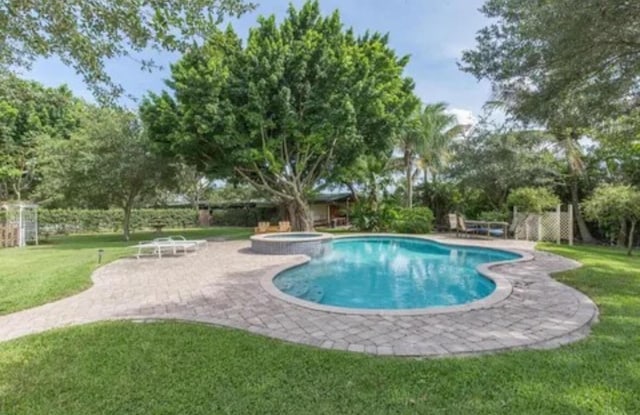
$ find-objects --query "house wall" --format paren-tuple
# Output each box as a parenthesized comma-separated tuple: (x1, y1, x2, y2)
(310, 203, 329, 224)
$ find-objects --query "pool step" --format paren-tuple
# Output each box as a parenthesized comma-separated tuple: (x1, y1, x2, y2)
(281, 282, 324, 303)
(303, 286, 324, 303)
(287, 281, 310, 297)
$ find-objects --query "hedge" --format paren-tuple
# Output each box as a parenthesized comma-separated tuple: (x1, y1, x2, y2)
(392, 207, 435, 234)
(209, 207, 278, 227)
(39, 209, 199, 234)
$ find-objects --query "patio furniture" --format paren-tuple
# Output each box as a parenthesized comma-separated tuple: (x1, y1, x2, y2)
(448, 213, 476, 238)
(455, 214, 509, 239)
(254, 221, 270, 234)
(463, 219, 509, 239)
(331, 217, 348, 228)
(278, 221, 291, 232)
(168, 235, 207, 248)
(131, 238, 198, 259)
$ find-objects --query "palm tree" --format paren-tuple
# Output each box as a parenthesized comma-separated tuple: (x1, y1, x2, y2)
(397, 103, 465, 208)
(415, 103, 464, 198)
(397, 113, 421, 208)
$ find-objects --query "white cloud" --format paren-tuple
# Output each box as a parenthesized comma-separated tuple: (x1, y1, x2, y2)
(446, 107, 477, 127)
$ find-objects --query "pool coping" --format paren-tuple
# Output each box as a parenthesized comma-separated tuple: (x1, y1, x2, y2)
(250, 232, 334, 243)
(259, 234, 534, 316)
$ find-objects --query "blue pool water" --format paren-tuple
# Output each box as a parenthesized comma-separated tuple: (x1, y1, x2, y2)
(273, 237, 520, 310)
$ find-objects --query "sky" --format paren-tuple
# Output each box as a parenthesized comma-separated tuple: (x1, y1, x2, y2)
(20, 0, 492, 125)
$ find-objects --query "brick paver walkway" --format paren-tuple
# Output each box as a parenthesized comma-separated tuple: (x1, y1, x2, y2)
(0, 237, 598, 357)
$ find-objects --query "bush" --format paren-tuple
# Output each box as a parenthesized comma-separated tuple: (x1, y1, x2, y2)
(507, 187, 560, 214)
(209, 207, 277, 227)
(477, 210, 509, 222)
(583, 184, 640, 255)
(350, 202, 399, 232)
(393, 207, 434, 234)
(39, 208, 198, 234)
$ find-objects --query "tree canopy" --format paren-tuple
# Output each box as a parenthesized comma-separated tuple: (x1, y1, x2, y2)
(0, 0, 254, 102)
(583, 184, 640, 255)
(0, 74, 84, 200)
(461, 0, 640, 124)
(141, 0, 416, 230)
(38, 108, 175, 240)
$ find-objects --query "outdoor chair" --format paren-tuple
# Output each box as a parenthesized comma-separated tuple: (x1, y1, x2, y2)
(454, 214, 509, 239)
(168, 235, 207, 248)
(131, 238, 198, 259)
(278, 221, 291, 232)
(448, 213, 475, 238)
(254, 221, 270, 234)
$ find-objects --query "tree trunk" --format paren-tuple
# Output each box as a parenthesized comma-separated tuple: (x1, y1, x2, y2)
(346, 183, 359, 202)
(628, 220, 636, 256)
(405, 163, 413, 208)
(617, 219, 627, 248)
(569, 175, 594, 243)
(122, 204, 133, 241)
(286, 199, 314, 231)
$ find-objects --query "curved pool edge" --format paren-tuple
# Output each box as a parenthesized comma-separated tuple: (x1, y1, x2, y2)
(259, 234, 535, 316)
(251, 232, 333, 256)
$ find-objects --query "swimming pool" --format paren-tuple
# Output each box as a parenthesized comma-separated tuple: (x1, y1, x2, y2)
(272, 236, 520, 310)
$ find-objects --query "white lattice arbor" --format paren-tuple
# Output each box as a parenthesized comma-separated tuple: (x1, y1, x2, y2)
(512, 204, 574, 245)
(1, 203, 38, 247)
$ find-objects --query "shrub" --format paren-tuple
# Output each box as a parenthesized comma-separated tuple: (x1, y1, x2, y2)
(39, 208, 198, 234)
(507, 187, 560, 214)
(583, 184, 640, 255)
(209, 207, 276, 227)
(350, 202, 399, 232)
(477, 210, 509, 222)
(393, 207, 434, 234)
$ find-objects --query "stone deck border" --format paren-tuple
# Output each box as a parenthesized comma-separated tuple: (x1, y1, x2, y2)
(0, 235, 599, 357)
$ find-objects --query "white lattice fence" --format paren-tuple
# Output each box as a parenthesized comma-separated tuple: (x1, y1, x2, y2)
(513, 205, 573, 245)
(1, 203, 39, 247)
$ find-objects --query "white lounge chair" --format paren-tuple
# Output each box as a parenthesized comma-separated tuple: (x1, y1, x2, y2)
(131, 238, 197, 259)
(167, 235, 207, 248)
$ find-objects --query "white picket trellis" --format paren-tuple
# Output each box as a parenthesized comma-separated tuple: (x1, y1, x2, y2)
(1, 203, 38, 247)
(512, 204, 573, 245)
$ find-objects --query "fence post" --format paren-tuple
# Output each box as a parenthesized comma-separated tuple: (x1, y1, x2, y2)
(18, 205, 23, 247)
(513, 206, 518, 240)
(537, 214, 542, 242)
(556, 204, 561, 244)
(34, 207, 39, 245)
(568, 204, 574, 246)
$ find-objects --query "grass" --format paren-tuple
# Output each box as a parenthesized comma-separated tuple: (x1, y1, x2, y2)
(0, 243, 639, 413)
(0, 227, 251, 315)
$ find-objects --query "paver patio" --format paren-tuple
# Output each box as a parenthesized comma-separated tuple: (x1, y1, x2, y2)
(0, 236, 598, 357)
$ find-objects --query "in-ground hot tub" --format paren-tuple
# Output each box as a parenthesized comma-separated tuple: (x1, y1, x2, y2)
(251, 232, 333, 256)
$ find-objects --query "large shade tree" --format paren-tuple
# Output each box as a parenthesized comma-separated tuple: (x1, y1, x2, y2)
(142, 1, 416, 230)
(460, 0, 614, 242)
(461, 0, 640, 122)
(448, 127, 562, 211)
(0, 75, 84, 200)
(39, 108, 175, 240)
(0, 0, 253, 102)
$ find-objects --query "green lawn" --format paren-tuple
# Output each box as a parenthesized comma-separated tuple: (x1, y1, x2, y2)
(0, 227, 252, 315)
(0, 244, 638, 414)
